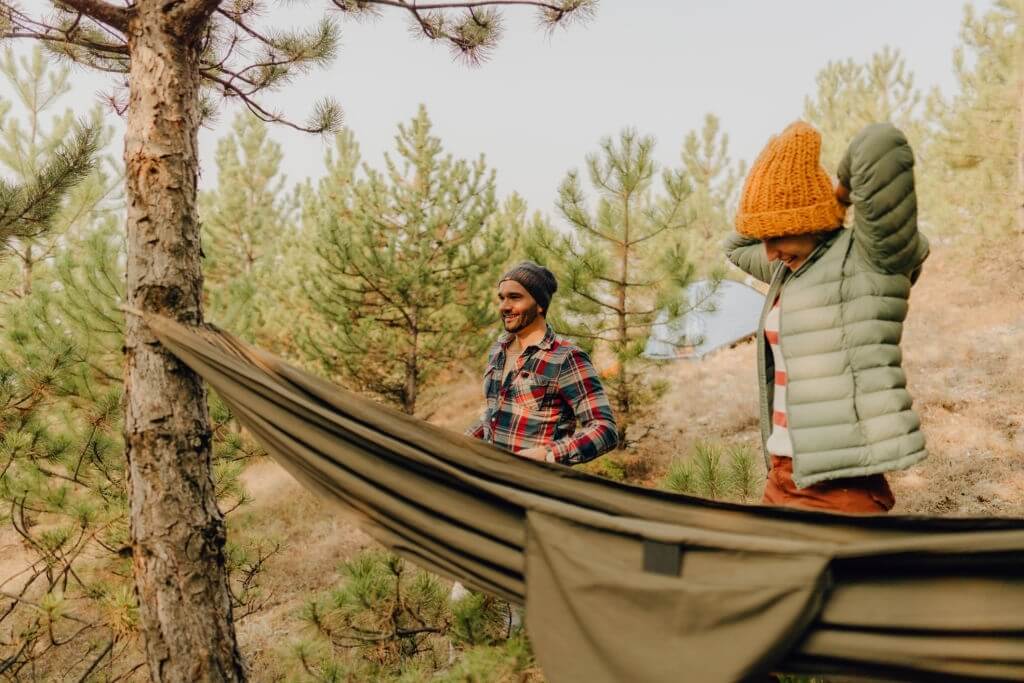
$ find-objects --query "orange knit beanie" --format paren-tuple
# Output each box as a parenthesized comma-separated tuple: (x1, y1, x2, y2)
(735, 121, 846, 239)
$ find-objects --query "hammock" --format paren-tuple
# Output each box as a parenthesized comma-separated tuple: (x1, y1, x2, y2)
(148, 314, 1024, 683)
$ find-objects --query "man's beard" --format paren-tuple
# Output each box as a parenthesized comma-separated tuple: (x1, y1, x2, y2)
(503, 303, 540, 333)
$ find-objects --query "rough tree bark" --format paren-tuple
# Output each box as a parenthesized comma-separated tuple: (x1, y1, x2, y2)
(123, 2, 245, 681)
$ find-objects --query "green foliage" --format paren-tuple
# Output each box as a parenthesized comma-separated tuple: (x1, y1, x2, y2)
(661, 440, 762, 503)
(528, 128, 702, 444)
(434, 634, 539, 683)
(303, 106, 509, 414)
(679, 113, 747, 269)
(584, 455, 628, 482)
(925, 0, 1021, 239)
(0, 46, 120, 299)
(199, 112, 301, 346)
(662, 456, 695, 494)
(291, 549, 525, 681)
(0, 120, 99, 244)
(726, 443, 761, 502)
(0, 222, 274, 676)
(450, 590, 516, 646)
(0, 138, 268, 680)
(803, 45, 924, 175)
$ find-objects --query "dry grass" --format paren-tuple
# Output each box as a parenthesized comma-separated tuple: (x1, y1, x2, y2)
(891, 244, 1024, 516)
(230, 460, 374, 674)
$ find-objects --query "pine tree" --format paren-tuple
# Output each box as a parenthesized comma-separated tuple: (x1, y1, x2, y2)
(678, 113, 746, 269)
(528, 129, 698, 446)
(926, 0, 1022, 239)
(803, 46, 923, 174)
(199, 113, 298, 344)
(304, 107, 506, 415)
(288, 550, 519, 680)
(0, 46, 113, 298)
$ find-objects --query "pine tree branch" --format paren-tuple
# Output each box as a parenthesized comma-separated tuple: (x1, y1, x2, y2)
(0, 7, 129, 56)
(0, 122, 100, 246)
(214, 6, 275, 46)
(72, 639, 114, 683)
(569, 286, 621, 314)
(203, 72, 332, 133)
(572, 218, 624, 247)
(628, 222, 674, 246)
(593, 274, 658, 288)
(173, 0, 225, 31)
(54, 0, 130, 33)
(362, 0, 566, 10)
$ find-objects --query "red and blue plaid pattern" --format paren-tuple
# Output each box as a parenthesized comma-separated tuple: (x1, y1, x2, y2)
(467, 326, 618, 464)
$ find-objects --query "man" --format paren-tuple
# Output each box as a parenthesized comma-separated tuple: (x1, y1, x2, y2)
(466, 261, 618, 464)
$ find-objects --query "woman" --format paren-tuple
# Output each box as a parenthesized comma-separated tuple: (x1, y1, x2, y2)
(725, 121, 929, 513)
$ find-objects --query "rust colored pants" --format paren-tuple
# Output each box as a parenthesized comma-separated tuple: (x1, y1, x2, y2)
(762, 456, 895, 514)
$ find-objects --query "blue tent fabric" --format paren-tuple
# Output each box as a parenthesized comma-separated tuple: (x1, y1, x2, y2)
(644, 279, 765, 360)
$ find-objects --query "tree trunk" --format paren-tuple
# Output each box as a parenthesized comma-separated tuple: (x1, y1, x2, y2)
(123, 4, 245, 681)
(616, 195, 631, 447)
(404, 327, 419, 415)
(19, 244, 32, 297)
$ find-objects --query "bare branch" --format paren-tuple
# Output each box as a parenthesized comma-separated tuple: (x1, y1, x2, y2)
(203, 72, 335, 133)
(360, 0, 566, 12)
(54, 0, 130, 33)
(175, 0, 225, 31)
(2, 5, 129, 56)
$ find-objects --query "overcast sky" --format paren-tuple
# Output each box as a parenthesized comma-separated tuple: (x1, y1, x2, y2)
(5, 1, 989, 217)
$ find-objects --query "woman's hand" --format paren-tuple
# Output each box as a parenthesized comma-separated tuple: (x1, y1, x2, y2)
(835, 183, 851, 207)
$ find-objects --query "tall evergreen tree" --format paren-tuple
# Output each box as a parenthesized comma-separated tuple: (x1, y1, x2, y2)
(528, 129, 697, 445)
(199, 113, 297, 344)
(803, 46, 923, 174)
(2, 3, 595, 674)
(678, 113, 746, 269)
(926, 0, 1022, 239)
(305, 107, 506, 415)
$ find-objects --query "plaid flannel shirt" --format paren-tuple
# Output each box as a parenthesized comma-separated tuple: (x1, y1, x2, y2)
(466, 325, 618, 465)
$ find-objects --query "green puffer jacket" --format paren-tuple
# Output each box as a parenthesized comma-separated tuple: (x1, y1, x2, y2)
(725, 123, 929, 488)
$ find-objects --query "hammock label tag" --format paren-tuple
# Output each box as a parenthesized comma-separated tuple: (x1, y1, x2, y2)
(642, 540, 682, 576)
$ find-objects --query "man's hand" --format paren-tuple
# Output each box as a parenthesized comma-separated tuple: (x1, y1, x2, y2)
(517, 446, 550, 461)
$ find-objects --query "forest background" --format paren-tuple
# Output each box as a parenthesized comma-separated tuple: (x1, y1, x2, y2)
(0, 0, 1021, 680)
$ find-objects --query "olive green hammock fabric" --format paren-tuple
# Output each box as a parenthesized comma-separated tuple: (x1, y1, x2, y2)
(148, 315, 1024, 683)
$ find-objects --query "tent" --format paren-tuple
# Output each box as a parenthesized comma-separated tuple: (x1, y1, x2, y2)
(147, 313, 1024, 683)
(643, 279, 765, 360)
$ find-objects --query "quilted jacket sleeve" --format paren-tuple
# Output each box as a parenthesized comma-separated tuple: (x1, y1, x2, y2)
(837, 123, 929, 275)
(723, 232, 776, 284)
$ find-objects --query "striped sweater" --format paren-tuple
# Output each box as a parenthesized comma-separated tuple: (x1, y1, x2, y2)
(764, 300, 794, 457)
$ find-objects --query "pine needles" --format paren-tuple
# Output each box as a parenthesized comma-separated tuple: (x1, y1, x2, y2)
(661, 440, 762, 503)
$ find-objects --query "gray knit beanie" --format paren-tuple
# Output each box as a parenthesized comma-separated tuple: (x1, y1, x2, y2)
(499, 261, 558, 314)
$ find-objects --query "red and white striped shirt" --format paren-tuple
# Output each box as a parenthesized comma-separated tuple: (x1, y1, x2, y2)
(764, 301, 794, 457)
